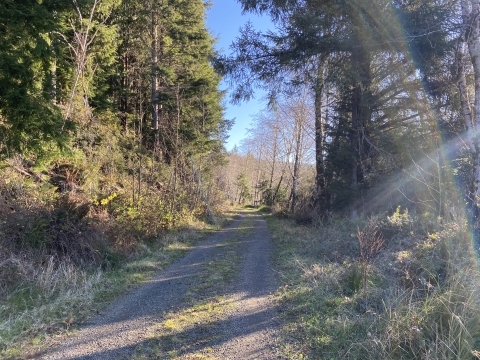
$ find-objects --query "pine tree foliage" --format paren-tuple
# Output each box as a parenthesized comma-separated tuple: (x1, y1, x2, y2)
(0, 0, 72, 157)
(0, 0, 227, 156)
(0, 0, 229, 239)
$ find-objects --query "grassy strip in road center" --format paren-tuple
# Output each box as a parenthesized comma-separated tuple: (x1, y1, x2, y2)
(132, 210, 256, 360)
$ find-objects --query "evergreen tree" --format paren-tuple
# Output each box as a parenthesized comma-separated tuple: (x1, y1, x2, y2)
(237, 172, 252, 204)
(113, 0, 227, 157)
(0, 0, 72, 157)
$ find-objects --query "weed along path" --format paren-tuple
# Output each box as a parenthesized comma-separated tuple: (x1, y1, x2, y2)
(41, 210, 281, 360)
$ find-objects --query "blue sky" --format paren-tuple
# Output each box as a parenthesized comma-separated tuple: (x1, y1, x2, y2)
(206, 0, 273, 151)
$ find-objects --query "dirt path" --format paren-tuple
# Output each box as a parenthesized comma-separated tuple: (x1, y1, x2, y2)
(212, 211, 279, 359)
(41, 210, 281, 359)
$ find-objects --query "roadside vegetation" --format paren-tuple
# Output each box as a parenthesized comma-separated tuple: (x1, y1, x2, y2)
(266, 207, 480, 359)
(0, 150, 235, 358)
(0, 199, 235, 359)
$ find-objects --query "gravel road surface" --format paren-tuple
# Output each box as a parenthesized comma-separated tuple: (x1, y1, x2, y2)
(41, 210, 280, 359)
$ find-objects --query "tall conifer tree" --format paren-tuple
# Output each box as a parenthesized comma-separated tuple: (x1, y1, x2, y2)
(0, 0, 71, 157)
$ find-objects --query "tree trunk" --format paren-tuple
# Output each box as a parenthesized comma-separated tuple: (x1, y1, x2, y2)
(457, 41, 474, 150)
(269, 128, 278, 190)
(254, 147, 263, 205)
(314, 57, 326, 211)
(151, 7, 159, 130)
(64, 0, 101, 122)
(291, 156, 299, 213)
(461, 0, 480, 206)
(273, 173, 284, 205)
(50, 39, 57, 104)
(291, 116, 303, 213)
(120, 52, 129, 131)
(350, 39, 372, 190)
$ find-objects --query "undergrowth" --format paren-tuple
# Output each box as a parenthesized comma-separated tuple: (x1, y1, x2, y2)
(0, 224, 217, 358)
(0, 122, 233, 357)
(268, 208, 480, 359)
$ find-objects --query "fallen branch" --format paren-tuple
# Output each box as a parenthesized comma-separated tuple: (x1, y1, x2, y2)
(11, 165, 46, 183)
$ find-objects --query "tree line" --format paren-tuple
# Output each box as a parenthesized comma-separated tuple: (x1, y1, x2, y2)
(0, 0, 229, 229)
(3, 0, 480, 221)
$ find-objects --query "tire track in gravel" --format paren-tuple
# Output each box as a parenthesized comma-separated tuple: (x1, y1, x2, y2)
(211, 210, 280, 359)
(41, 210, 281, 360)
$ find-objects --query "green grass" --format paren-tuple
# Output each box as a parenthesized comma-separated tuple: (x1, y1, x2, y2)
(0, 259, 102, 359)
(267, 212, 480, 359)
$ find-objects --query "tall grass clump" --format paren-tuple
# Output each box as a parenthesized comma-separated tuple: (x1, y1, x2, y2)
(268, 208, 480, 359)
(0, 255, 102, 355)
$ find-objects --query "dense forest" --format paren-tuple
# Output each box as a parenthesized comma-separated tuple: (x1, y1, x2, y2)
(3, 0, 480, 357)
(2, 0, 479, 253)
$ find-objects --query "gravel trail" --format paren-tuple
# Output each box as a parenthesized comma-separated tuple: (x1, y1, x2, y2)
(213, 212, 279, 359)
(41, 210, 280, 359)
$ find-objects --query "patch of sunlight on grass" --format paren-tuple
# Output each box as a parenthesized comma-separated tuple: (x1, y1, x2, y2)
(159, 296, 233, 334)
(167, 242, 192, 251)
(125, 260, 159, 272)
(163, 319, 177, 331)
(317, 335, 332, 345)
(215, 242, 230, 247)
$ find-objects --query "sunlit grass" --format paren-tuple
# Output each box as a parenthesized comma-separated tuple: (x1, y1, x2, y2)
(0, 259, 101, 358)
(267, 211, 480, 359)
